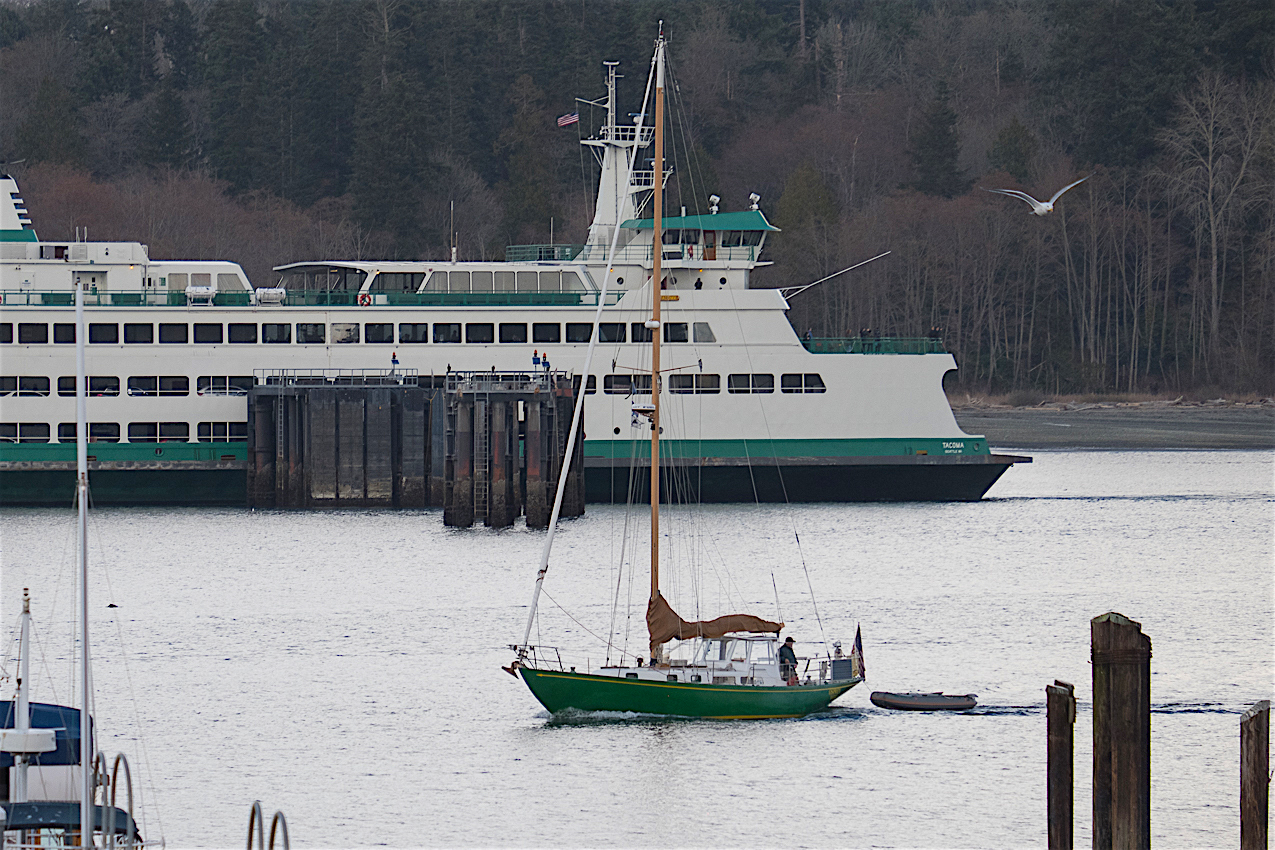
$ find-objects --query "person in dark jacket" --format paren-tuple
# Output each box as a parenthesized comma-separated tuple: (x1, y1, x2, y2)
(779, 636, 798, 684)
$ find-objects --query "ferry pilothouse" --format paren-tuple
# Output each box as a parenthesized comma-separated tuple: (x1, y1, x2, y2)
(0, 61, 1028, 506)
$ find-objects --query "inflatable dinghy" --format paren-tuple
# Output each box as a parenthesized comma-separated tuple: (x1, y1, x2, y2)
(870, 691, 978, 711)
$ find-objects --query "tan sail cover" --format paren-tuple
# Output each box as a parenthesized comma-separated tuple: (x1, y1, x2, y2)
(647, 593, 782, 653)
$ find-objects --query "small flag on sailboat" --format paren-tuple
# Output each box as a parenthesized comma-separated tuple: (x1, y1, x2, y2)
(850, 624, 865, 679)
(557, 112, 580, 127)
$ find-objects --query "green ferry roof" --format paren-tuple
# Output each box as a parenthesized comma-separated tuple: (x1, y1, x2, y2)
(619, 210, 779, 232)
(0, 229, 38, 242)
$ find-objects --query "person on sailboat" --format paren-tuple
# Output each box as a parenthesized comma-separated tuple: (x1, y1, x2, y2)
(779, 636, 798, 685)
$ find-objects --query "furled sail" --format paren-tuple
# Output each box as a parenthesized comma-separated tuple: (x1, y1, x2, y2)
(646, 592, 782, 655)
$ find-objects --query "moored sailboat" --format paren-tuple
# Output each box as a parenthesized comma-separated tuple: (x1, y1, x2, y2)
(509, 29, 864, 720)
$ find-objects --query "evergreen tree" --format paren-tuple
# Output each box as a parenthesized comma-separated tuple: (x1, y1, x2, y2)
(202, 0, 265, 192)
(350, 71, 430, 256)
(773, 162, 839, 289)
(494, 74, 558, 245)
(908, 81, 967, 198)
(17, 77, 84, 166)
(142, 81, 192, 169)
(0, 5, 28, 49)
(988, 117, 1037, 183)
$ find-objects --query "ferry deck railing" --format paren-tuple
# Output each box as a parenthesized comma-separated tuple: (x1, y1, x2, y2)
(255, 368, 419, 387)
(0, 290, 625, 308)
(802, 336, 947, 355)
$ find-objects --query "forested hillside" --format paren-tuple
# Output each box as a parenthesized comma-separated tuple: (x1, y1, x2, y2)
(1, 0, 1271, 394)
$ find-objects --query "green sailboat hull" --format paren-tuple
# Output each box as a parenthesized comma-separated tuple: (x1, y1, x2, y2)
(518, 667, 861, 719)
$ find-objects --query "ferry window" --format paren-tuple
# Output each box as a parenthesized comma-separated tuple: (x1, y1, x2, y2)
(18, 323, 48, 344)
(516, 271, 538, 292)
(198, 422, 249, 442)
(664, 322, 688, 343)
(0, 423, 13, 441)
(228, 323, 257, 344)
(159, 422, 189, 442)
(721, 231, 743, 247)
(54, 323, 76, 344)
(0, 324, 9, 343)
(58, 376, 120, 397)
(372, 272, 425, 292)
(448, 271, 471, 292)
(57, 377, 74, 396)
(599, 323, 625, 343)
(40, 245, 67, 259)
(424, 271, 448, 290)
(364, 323, 394, 344)
(533, 323, 560, 343)
(742, 231, 763, 246)
(331, 323, 359, 344)
(566, 323, 592, 342)
(217, 274, 240, 291)
(18, 377, 50, 396)
(191, 273, 211, 287)
(128, 376, 159, 396)
(398, 323, 429, 344)
(499, 323, 527, 343)
(229, 376, 254, 394)
(262, 323, 291, 344)
(17, 423, 50, 443)
(197, 376, 224, 395)
(494, 271, 515, 292)
(603, 375, 630, 395)
(168, 273, 188, 289)
(563, 271, 585, 291)
(159, 323, 188, 344)
(662, 229, 682, 245)
(693, 322, 716, 343)
(781, 373, 827, 394)
(465, 323, 494, 344)
(0, 377, 14, 395)
(433, 323, 460, 343)
(471, 271, 494, 292)
(571, 375, 597, 395)
(124, 323, 153, 344)
(296, 323, 325, 344)
(538, 271, 561, 291)
(670, 374, 720, 394)
(128, 423, 159, 442)
(89, 323, 119, 344)
(159, 376, 189, 396)
(58, 423, 76, 442)
(728, 373, 774, 394)
(193, 323, 222, 344)
(631, 323, 653, 343)
(89, 423, 120, 442)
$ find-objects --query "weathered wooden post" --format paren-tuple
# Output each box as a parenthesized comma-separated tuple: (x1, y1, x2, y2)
(1091, 612, 1151, 850)
(1047, 679, 1076, 849)
(1241, 700, 1270, 850)
(489, 398, 511, 528)
(445, 394, 474, 527)
(524, 396, 547, 528)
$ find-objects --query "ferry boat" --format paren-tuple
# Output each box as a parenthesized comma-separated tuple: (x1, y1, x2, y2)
(0, 62, 1027, 507)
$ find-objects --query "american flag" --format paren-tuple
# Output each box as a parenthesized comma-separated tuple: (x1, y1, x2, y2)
(556, 112, 580, 127)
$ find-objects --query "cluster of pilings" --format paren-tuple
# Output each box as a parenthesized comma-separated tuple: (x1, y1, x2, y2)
(246, 369, 583, 526)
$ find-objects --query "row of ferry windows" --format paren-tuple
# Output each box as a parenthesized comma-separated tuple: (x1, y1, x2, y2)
(0, 322, 717, 345)
(0, 376, 252, 397)
(600, 373, 826, 395)
(0, 422, 247, 443)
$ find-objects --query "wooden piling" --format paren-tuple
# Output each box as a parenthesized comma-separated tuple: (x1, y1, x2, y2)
(1241, 700, 1270, 850)
(525, 396, 547, 528)
(446, 394, 475, 527)
(400, 389, 427, 507)
(308, 391, 338, 503)
(1046, 679, 1076, 850)
(428, 387, 447, 507)
(489, 398, 511, 527)
(1091, 612, 1151, 850)
(365, 388, 393, 505)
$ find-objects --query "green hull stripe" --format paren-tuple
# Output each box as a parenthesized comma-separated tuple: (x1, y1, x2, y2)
(0, 443, 248, 462)
(0, 230, 37, 242)
(582, 436, 987, 459)
(519, 667, 858, 719)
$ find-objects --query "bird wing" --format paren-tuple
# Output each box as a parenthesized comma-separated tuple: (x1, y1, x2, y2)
(1049, 175, 1089, 204)
(984, 188, 1045, 209)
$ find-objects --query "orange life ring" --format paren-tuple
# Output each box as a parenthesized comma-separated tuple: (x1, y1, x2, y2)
(357, 292, 372, 306)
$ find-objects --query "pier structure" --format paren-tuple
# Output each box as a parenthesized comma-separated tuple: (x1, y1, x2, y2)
(246, 369, 583, 525)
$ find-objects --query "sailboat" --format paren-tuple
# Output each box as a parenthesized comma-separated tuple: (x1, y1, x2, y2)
(509, 28, 864, 720)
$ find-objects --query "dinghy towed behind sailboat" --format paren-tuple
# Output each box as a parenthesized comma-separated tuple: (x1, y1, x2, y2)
(508, 28, 864, 720)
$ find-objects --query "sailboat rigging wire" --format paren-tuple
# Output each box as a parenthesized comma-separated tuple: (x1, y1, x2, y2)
(541, 588, 639, 661)
(519, 43, 660, 653)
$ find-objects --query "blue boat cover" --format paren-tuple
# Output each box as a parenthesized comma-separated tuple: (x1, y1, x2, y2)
(0, 702, 86, 767)
(1, 802, 139, 836)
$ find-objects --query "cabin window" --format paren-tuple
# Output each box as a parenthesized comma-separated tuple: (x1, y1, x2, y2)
(159, 323, 188, 344)
(728, 374, 774, 394)
(626, 673, 639, 679)
(217, 273, 240, 290)
(693, 322, 716, 343)
(516, 271, 538, 292)
(781, 373, 827, 394)
(188, 273, 210, 287)
(599, 323, 625, 343)
(128, 423, 158, 442)
(433, 323, 461, 343)
(603, 374, 651, 395)
(667, 674, 679, 682)
(197, 376, 253, 396)
(398, 323, 429, 344)
(89, 323, 119, 344)
(0, 324, 10, 343)
(690, 674, 702, 683)
(296, 323, 325, 344)
(160, 376, 189, 396)
(124, 323, 154, 344)
(448, 271, 471, 292)
(168, 273, 188, 289)
(262, 323, 291, 344)
(631, 322, 653, 343)
(371, 272, 425, 292)
(57, 376, 120, 397)
(566, 323, 592, 343)
(332, 323, 359, 343)
(364, 323, 394, 343)
(563, 271, 585, 291)
(471, 271, 494, 292)
(18, 323, 48, 344)
(664, 322, 688, 343)
(499, 323, 527, 343)
(465, 323, 494, 344)
(538, 271, 562, 291)
(17, 377, 49, 397)
(0, 377, 14, 395)
(721, 231, 742, 247)
(227, 323, 257, 344)
(89, 423, 120, 442)
(11, 423, 51, 443)
(58, 423, 76, 442)
(127, 377, 158, 396)
(495, 271, 516, 292)
(193, 324, 222, 344)
(669, 374, 720, 394)
(571, 375, 597, 395)
(198, 422, 248, 442)
(424, 271, 447, 291)
(533, 323, 560, 343)
(54, 324, 76, 344)
(0, 423, 13, 441)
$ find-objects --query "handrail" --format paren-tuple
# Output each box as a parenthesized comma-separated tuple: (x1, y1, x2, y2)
(247, 802, 290, 850)
(801, 336, 946, 354)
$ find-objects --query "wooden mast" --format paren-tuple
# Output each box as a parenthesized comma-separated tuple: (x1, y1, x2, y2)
(649, 30, 664, 610)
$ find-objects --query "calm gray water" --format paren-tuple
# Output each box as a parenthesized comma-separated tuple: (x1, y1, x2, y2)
(2, 450, 1272, 848)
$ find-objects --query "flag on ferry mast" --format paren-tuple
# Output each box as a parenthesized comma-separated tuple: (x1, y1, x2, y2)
(557, 112, 580, 127)
(850, 624, 865, 679)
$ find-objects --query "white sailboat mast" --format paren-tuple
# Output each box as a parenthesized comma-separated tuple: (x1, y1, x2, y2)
(76, 276, 93, 846)
(649, 32, 665, 606)
(14, 590, 32, 802)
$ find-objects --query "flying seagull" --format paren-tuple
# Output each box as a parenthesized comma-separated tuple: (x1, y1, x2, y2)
(983, 176, 1089, 215)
